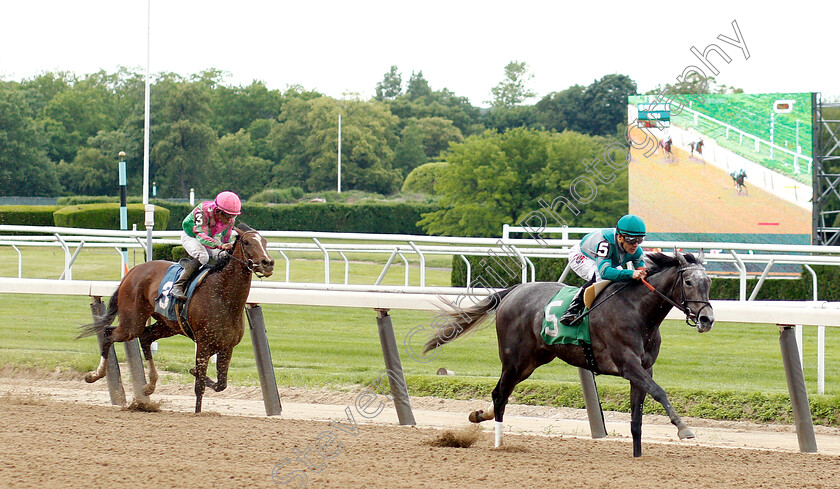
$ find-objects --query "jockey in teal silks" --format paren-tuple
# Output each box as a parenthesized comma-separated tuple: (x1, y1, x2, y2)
(170, 191, 242, 301)
(558, 214, 648, 326)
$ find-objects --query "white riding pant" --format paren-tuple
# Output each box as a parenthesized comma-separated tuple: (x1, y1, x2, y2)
(568, 243, 601, 281)
(180, 233, 224, 266)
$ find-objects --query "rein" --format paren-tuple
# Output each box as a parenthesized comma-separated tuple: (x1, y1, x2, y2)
(225, 231, 266, 278)
(641, 265, 712, 327)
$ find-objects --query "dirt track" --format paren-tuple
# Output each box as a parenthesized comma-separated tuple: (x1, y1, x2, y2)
(2, 373, 840, 488)
(629, 144, 811, 235)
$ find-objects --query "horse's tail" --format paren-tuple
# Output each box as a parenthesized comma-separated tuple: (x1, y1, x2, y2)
(423, 286, 517, 354)
(76, 288, 120, 339)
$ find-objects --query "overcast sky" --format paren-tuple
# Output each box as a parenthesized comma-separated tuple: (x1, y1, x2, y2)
(1, 0, 837, 106)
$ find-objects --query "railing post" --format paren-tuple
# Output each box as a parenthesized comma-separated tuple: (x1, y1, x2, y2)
(779, 325, 818, 453)
(312, 238, 330, 284)
(123, 338, 149, 403)
(91, 296, 126, 406)
(578, 368, 607, 438)
(246, 304, 282, 416)
(375, 308, 415, 425)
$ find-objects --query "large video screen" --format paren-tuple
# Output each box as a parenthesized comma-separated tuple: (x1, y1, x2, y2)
(627, 92, 813, 246)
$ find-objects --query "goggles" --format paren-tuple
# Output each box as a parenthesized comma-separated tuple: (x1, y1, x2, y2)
(622, 235, 645, 245)
(217, 210, 234, 220)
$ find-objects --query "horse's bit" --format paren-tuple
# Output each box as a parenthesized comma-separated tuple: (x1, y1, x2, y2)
(642, 265, 712, 327)
(226, 231, 267, 278)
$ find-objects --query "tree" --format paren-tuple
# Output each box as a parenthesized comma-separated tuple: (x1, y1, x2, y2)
(209, 130, 272, 199)
(401, 161, 448, 194)
(482, 105, 538, 132)
(406, 71, 432, 101)
(58, 129, 139, 196)
(392, 117, 463, 175)
(535, 85, 587, 133)
(17, 71, 73, 118)
(303, 97, 401, 194)
(375, 66, 402, 100)
(392, 125, 427, 176)
(266, 96, 316, 188)
(57, 147, 114, 196)
(580, 74, 637, 136)
(646, 75, 744, 98)
(420, 128, 627, 237)
(0, 85, 59, 196)
(209, 79, 286, 135)
(151, 82, 217, 197)
(488, 61, 536, 108)
(420, 128, 550, 237)
(267, 96, 402, 194)
(38, 71, 121, 163)
(410, 117, 463, 158)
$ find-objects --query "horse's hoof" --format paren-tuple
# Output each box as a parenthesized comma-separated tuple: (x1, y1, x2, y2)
(84, 373, 97, 383)
(142, 384, 155, 396)
(468, 410, 484, 423)
(678, 427, 695, 440)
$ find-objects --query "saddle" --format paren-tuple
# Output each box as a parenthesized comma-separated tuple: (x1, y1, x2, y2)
(583, 280, 611, 308)
(154, 261, 212, 340)
(541, 282, 611, 373)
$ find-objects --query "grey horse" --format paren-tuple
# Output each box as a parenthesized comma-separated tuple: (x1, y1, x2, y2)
(424, 250, 714, 457)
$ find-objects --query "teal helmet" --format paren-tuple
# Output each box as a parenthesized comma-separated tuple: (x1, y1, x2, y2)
(616, 214, 646, 236)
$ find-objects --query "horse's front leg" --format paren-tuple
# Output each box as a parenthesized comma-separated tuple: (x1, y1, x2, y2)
(623, 360, 694, 445)
(629, 378, 647, 457)
(192, 354, 210, 413)
(202, 349, 232, 392)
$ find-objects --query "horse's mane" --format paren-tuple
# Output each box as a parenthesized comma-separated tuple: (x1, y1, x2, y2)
(644, 252, 701, 276)
(235, 222, 254, 233)
(206, 222, 254, 273)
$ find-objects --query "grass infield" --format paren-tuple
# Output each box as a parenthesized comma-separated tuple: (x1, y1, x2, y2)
(1, 292, 838, 426)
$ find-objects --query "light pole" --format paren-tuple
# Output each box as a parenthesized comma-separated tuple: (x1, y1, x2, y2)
(337, 113, 342, 193)
(143, 0, 154, 263)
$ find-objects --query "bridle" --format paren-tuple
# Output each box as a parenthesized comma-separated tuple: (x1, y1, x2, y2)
(226, 230, 269, 278)
(641, 265, 713, 327)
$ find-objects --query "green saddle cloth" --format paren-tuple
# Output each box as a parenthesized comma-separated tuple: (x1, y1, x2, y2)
(540, 286, 591, 346)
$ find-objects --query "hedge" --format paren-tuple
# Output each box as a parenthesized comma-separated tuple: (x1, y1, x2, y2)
(0, 205, 63, 227)
(52, 203, 170, 230)
(0, 201, 440, 234)
(160, 201, 440, 234)
(451, 255, 840, 301)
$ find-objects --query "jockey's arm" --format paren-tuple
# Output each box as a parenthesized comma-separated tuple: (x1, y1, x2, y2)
(596, 257, 634, 281)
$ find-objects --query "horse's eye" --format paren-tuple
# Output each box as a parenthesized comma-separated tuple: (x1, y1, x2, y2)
(685, 279, 693, 287)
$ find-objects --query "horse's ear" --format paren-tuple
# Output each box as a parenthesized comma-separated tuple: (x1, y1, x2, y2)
(674, 247, 688, 266)
(697, 248, 705, 264)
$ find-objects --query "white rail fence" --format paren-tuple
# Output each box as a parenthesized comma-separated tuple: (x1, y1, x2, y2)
(679, 105, 812, 174)
(2, 224, 840, 393)
(2, 225, 840, 453)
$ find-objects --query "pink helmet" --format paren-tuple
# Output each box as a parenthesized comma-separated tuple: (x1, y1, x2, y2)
(214, 191, 242, 215)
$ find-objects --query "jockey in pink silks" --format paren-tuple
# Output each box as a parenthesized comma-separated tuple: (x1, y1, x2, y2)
(170, 191, 242, 300)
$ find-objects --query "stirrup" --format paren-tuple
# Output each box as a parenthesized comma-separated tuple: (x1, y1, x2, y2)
(559, 311, 580, 327)
(171, 286, 187, 301)
(566, 314, 584, 327)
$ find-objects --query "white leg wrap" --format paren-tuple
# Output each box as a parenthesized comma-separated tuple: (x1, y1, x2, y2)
(95, 357, 107, 377)
(495, 421, 504, 447)
(484, 403, 495, 420)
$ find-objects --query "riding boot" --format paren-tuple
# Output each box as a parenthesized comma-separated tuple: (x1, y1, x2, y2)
(171, 258, 201, 301)
(559, 276, 596, 326)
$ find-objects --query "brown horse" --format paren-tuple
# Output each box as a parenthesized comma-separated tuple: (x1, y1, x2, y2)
(78, 222, 275, 412)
